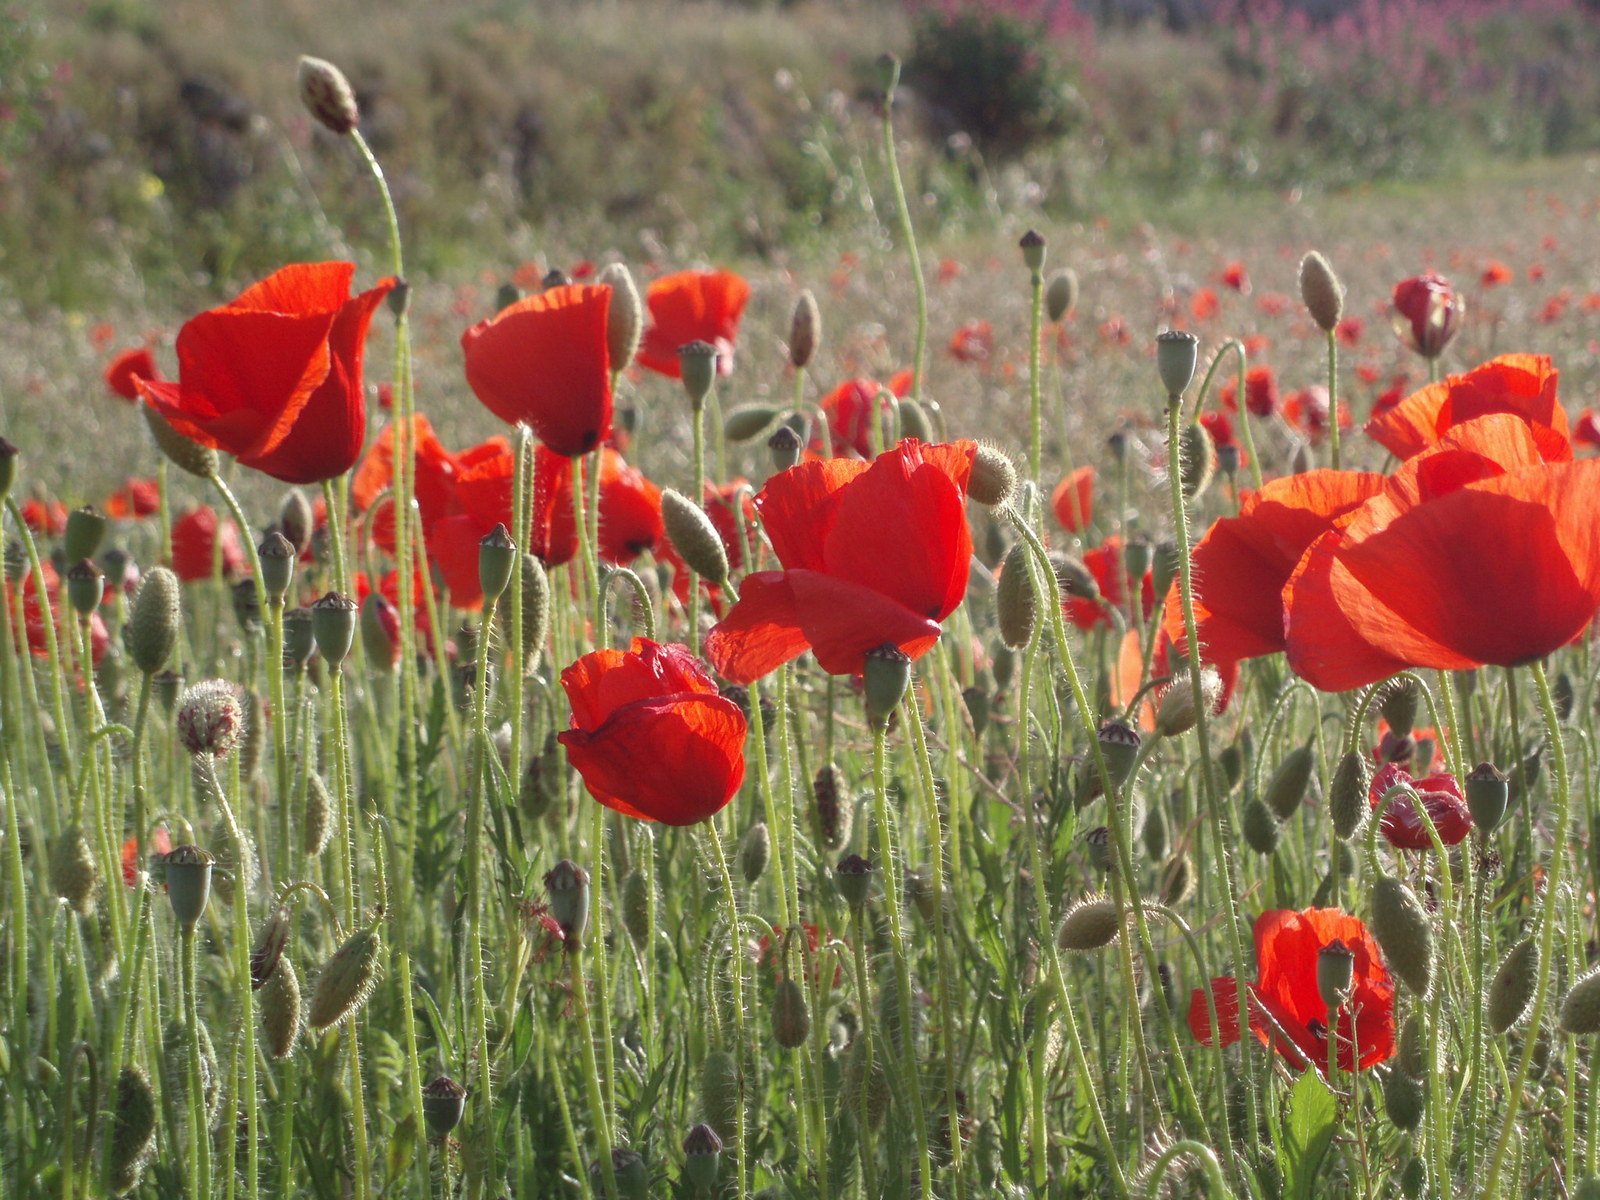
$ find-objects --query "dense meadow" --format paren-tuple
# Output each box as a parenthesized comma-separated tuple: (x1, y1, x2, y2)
(12, 3, 1600, 1199)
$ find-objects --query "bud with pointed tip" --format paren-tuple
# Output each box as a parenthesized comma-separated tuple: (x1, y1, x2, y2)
(1242, 798, 1280, 854)
(259, 956, 301, 1059)
(1179, 420, 1214, 500)
(1488, 936, 1540, 1033)
(307, 926, 383, 1030)
(723, 405, 780, 442)
(1561, 964, 1600, 1035)
(1299, 251, 1344, 332)
(662, 489, 729, 586)
(773, 977, 811, 1048)
(740, 822, 770, 885)
(1155, 669, 1220, 738)
(519, 553, 550, 669)
(51, 825, 99, 914)
(303, 773, 333, 856)
(1046, 268, 1079, 323)
(1057, 895, 1121, 951)
(297, 56, 360, 135)
(279, 488, 313, 555)
(996, 543, 1037, 650)
(1265, 744, 1316, 820)
(597, 262, 643, 372)
(789, 289, 821, 369)
(144, 403, 219, 477)
(813, 764, 852, 851)
(1330, 750, 1372, 840)
(1370, 875, 1433, 995)
(1156, 330, 1199, 399)
(1384, 1066, 1424, 1131)
(898, 397, 933, 442)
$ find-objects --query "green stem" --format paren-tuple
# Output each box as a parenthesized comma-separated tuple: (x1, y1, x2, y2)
(703, 820, 750, 1200)
(881, 81, 928, 401)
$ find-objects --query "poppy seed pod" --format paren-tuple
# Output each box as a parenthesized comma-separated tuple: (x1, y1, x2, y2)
(1330, 750, 1372, 841)
(1084, 825, 1113, 872)
(1156, 330, 1200, 399)
(175, 679, 245, 759)
(545, 859, 591, 947)
(723, 405, 780, 443)
(50, 825, 99, 914)
(310, 591, 358, 668)
(996, 543, 1037, 650)
(231, 578, 262, 633)
(0, 438, 16, 500)
(1242, 798, 1280, 854)
(1265, 744, 1317, 821)
(773, 977, 811, 1049)
(143, 403, 219, 478)
(678, 341, 720, 410)
(836, 853, 873, 909)
(422, 1076, 468, 1137)
(597, 262, 643, 372)
(968, 444, 1017, 507)
(863, 644, 913, 731)
(1096, 720, 1142, 791)
(1045, 268, 1079, 323)
(1383, 1066, 1424, 1131)
(1466, 762, 1510, 834)
(768, 424, 803, 472)
(64, 505, 108, 563)
(279, 489, 313, 556)
(813, 764, 852, 852)
(297, 56, 359, 135)
(101, 545, 134, 590)
(1317, 938, 1355, 1008)
(307, 926, 383, 1030)
(1370, 875, 1433, 996)
(740, 821, 770, 885)
(65, 559, 104, 616)
(259, 956, 301, 1059)
(1299, 251, 1344, 333)
(257, 530, 295, 604)
(662, 489, 730, 586)
(789, 288, 821, 369)
(282, 606, 314, 670)
(477, 522, 517, 606)
(683, 1123, 724, 1191)
(108, 1065, 157, 1195)
(1561, 965, 1600, 1035)
(164, 844, 214, 930)
(1019, 229, 1046, 275)
(1488, 936, 1540, 1034)
(1057, 895, 1121, 952)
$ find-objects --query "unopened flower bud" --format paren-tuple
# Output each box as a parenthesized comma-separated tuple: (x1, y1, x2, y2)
(723, 405, 780, 443)
(1265, 744, 1316, 820)
(297, 55, 360, 135)
(1561, 964, 1600, 1035)
(597, 262, 643, 372)
(996, 543, 1037, 650)
(1155, 669, 1220, 738)
(1299, 251, 1344, 333)
(1384, 1067, 1424, 1131)
(1242, 798, 1280, 854)
(790, 289, 821, 369)
(772, 977, 811, 1048)
(740, 821, 770, 885)
(144, 404, 218, 477)
(1057, 895, 1121, 952)
(1370, 875, 1433, 995)
(259, 956, 301, 1060)
(282, 607, 315, 670)
(1488, 936, 1540, 1033)
(662, 490, 729, 586)
(360, 592, 400, 670)
(813, 764, 852, 851)
(1179, 420, 1215, 500)
(1329, 750, 1372, 840)
(51, 825, 99, 914)
(307, 926, 383, 1030)
(1158, 853, 1194, 906)
(968, 444, 1016, 507)
(279, 489, 313, 556)
(1045, 268, 1079, 323)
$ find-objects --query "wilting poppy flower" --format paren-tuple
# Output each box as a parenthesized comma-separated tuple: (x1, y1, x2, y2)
(105, 347, 161, 402)
(105, 478, 161, 521)
(1365, 353, 1569, 462)
(636, 269, 750, 379)
(706, 439, 976, 683)
(1285, 413, 1600, 691)
(817, 377, 908, 458)
(461, 284, 613, 457)
(1189, 907, 1395, 1074)
(1368, 762, 1471, 850)
(1220, 365, 1279, 418)
(1066, 537, 1153, 632)
(1163, 470, 1383, 670)
(1392, 272, 1462, 359)
(141, 262, 395, 484)
(1051, 466, 1094, 533)
(558, 638, 747, 825)
(171, 505, 246, 583)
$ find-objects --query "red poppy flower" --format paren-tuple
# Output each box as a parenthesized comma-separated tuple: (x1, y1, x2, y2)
(1368, 762, 1471, 850)
(1051, 465, 1094, 533)
(1481, 260, 1513, 288)
(1392, 272, 1462, 359)
(105, 347, 160, 402)
(7, 562, 110, 666)
(21, 499, 67, 538)
(461, 284, 613, 457)
(104, 478, 161, 521)
(1282, 387, 1351, 444)
(756, 922, 844, 988)
(636, 269, 750, 379)
(1221, 261, 1250, 294)
(558, 638, 747, 825)
(1365, 353, 1570, 463)
(1188, 907, 1395, 1075)
(1163, 470, 1384, 672)
(1577, 408, 1600, 449)
(817, 378, 906, 458)
(351, 415, 480, 555)
(1198, 411, 1247, 467)
(1220, 365, 1279, 418)
(706, 439, 977, 684)
(1066, 537, 1153, 632)
(1112, 626, 1238, 730)
(523, 446, 664, 571)
(121, 826, 172, 887)
(1285, 413, 1600, 691)
(1189, 288, 1219, 321)
(140, 262, 396, 484)
(1336, 317, 1364, 346)
(171, 505, 246, 583)
(948, 319, 994, 364)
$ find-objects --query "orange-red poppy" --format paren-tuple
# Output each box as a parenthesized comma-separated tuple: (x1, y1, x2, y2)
(105, 346, 160, 403)
(636, 269, 750, 379)
(461, 284, 613, 457)
(706, 439, 976, 683)
(1066, 536, 1153, 632)
(140, 262, 396, 484)
(558, 638, 747, 825)
(1392, 272, 1462, 359)
(21, 498, 67, 538)
(105, 477, 161, 521)
(948, 319, 994, 364)
(1285, 413, 1600, 691)
(817, 378, 906, 459)
(1051, 465, 1094, 534)
(1189, 907, 1395, 1075)
(1220, 365, 1279, 418)
(1369, 762, 1471, 851)
(171, 505, 246, 583)
(1364, 353, 1569, 462)
(6, 561, 111, 666)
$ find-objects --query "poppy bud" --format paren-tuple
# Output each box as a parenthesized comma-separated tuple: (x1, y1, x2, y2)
(740, 822, 770, 885)
(303, 773, 333, 856)
(1097, 720, 1141, 790)
(232, 577, 262, 633)
(545, 859, 591, 947)
(311, 591, 358, 668)
(108, 1065, 157, 1195)
(1057, 895, 1121, 952)
(1216, 443, 1240, 479)
(683, 1123, 723, 1191)
(297, 55, 359, 134)
(768, 425, 803, 472)
(64, 505, 107, 562)
(1155, 669, 1220, 738)
(478, 523, 517, 605)
(1156, 330, 1199, 399)
(620, 869, 652, 946)
(898, 398, 933, 442)
(153, 668, 182, 713)
(1379, 677, 1419, 735)
(701, 1048, 743, 1143)
(1121, 535, 1153, 583)
(164, 844, 214, 931)
(422, 1076, 468, 1137)
(65, 559, 104, 616)
(723, 405, 780, 443)
(773, 977, 811, 1048)
(1318, 938, 1355, 1008)
(258, 531, 295, 604)
(1383, 1067, 1424, 1132)
(1370, 875, 1433, 995)
(495, 282, 523, 312)
(1046, 268, 1078, 323)
(990, 640, 1016, 691)
(282, 606, 315, 670)
(1084, 825, 1112, 872)
(875, 51, 901, 96)
(176, 679, 244, 759)
(0, 438, 16, 501)
(1299, 251, 1344, 332)
(1561, 964, 1600, 1035)
(307, 926, 383, 1030)
(249, 904, 293, 991)
(1488, 936, 1540, 1034)
(50, 825, 99, 915)
(259, 956, 301, 1060)
(279, 488, 313, 556)
(1019, 229, 1046, 275)
(143, 403, 218, 478)
(1052, 552, 1098, 602)
(1218, 742, 1245, 793)
(360, 593, 400, 671)
(662, 489, 730, 586)
(962, 686, 990, 737)
(968, 444, 1017, 507)
(517, 552, 550, 670)
(812, 763, 852, 852)
(1158, 852, 1194, 906)
(678, 341, 719, 411)
(1466, 762, 1510, 834)
(1398, 1011, 1427, 1077)
(1265, 744, 1316, 821)
(996, 543, 1037, 650)
(863, 644, 912, 731)
(1329, 750, 1372, 841)
(836, 854, 873, 910)
(162, 1017, 219, 1129)
(1151, 540, 1180, 602)
(101, 548, 134, 589)
(593, 1149, 649, 1200)
(904, 866, 935, 921)
(789, 289, 822, 369)
(1179, 421, 1214, 500)
(595, 262, 642, 372)
(1242, 798, 1280, 854)
(1141, 806, 1168, 862)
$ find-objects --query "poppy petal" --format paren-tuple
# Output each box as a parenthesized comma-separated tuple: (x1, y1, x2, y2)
(756, 458, 871, 573)
(704, 572, 815, 685)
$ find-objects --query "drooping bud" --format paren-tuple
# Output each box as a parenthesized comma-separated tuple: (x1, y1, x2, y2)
(968, 444, 1016, 507)
(1560, 965, 1600, 1035)
(143, 403, 218, 477)
(422, 1076, 468, 1137)
(1370, 875, 1434, 995)
(1045, 268, 1079, 323)
(259, 956, 301, 1059)
(232, 577, 262, 633)
(545, 859, 591, 947)
(164, 844, 214, 930)
(0, 438, 16, 500)
(1265, 744, 1316, 821)
(813, 764, 853, 852)
(311, 591, 358, 668)
(478, 523, 516, 605)
(662, 490, 730, 586)
(50, 825, 99, 914)
(1329, 750, 1372, 841)
(1466, 762, 1510, 834)
(279, 488, 313, 556)
(862, 644, 912, 731)
(963, 686, 990, 736)
(520, 553, 550, 669)
(303, 773, 333, 856)
(1158, 852, 1194, 906)
(1242, 798, 1280, 854)
(768, 425, 803, 472)
(1151, 540, 1180, 603)
(789, 289, 821, 369)
(1299, 251, 1344, 333)
(723, 405, 780, 443)
(836, 854, 873, 910)
(307, 926, 383, 1030)
(108, 1066, 158, 1195)
(678, 341, 719, 411)
(1018, 229, 1046, 275)
(1178, 420, 1215, 500)
(701, 1048, 743, 1143)
(772, 977, 811, 1048)
(874, 52, 901, 96)
(1156, 330, 1200, 399)
(1057, 895, 1121, 952)
(298, 56, 360, 134)
(1218, 742, 1245, 793)
(897, 398, 933, 442)
(175, 679, 245, 759)
(64, 505, 108, 562)
(1398, 1012, 1427, 1077)
(258, 530, 295, 604)
(1317, 938, 1355, 1008)
(1488, 936, 1540, 1034)
(740, 822, 770, 885)
(1380, 677, 1420, 735)
(65, 559, 104, 616)
(996, 543, 1037, 650)
(1155, 669, 1220, 738)
(597, 262, 643, 372)
(1383, 1066, 1424, 1131)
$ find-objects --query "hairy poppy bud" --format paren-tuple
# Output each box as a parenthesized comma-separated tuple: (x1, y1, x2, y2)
(1370, 875, 1433, 995)
(422, 1076, 468, 1137)
(1019, 229, 1046, 274)
(863, 644, 912, 731)
(773, 977, 810, 1048)
(259, 956, 301, 1059)
(620, 869, 651, 946)
(701, 1048, 743, 1142)
(1488, 936, 1540, 1034)
(662, 489, 730, 586)
(1466, 762, 1510, 834)
(1151, 540, 1180, 602)
(1179, 421, 1214, 500)
(597, 262, 643, 373)
(964, 444, 1014, 508)
(740, 822, 770, 885)
(962, 686, 990, 737)
(1299, 251, 1344, 333)
(1155, 669, 1220, 738)
(545, 859, 591, 947)
(0, 438, 16, 500)
(51, 825, 99, 915)
(144, 403, 218, 478)
(1156, 330, 1199, 400)
(1318, 938, 1355, 1008)
(768, 424, 803, 472)
(1158, 852, 1194, 906)
(723, 405, 779, 443)
(311, 591, 357, 668)
(896, 397, 932, 442)
(162, 1017, 219, 1129)
(1217, 742, 1245, 794)
(1045, 268, 1079, 323)
(282, 606, 314, 670)
(996, 543, 1037, 650)
(279, 488, 313, 556)
(176, 679, 244, 759)
(1329, 750, 1372, 840)
(1384, 1067, 1424, 1131)
(231, 577, 262, 633)
(789, 289, 821, 369)
(678, 341, 719, 410)
(108, 1066, 157, 1195)
(478, 523, 516, 605)
(518, 552, 550, 669)
(1380, 677, 1420, 736)
(64, 505, 107, 562)
(1561, 965, 1600, 1035)
(1242, 798, 1280, 854)
(990, 639, 1016, 691)
(683, 1123, 724, 1191)
(812, 763, 852, 852)
(307, 926, 382, 1030)
(836, 854, 873, 910)
(1057, 895, 1121, 952)
(1265, 744, 1316, 820)
(1398, 1012, 1426, 1077)
(1217, 443, 1240, 478)
(65, 559, 104, 616)
(164, 844, 214, 930)
(297, 55, 359, 135)
(303, 773, 333, 856)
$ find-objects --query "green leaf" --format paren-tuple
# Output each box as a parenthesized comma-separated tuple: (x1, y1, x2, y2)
(1282, 1068, 1338, 1200)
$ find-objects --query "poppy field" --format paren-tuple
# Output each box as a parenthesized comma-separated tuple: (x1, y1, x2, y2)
(14, 15, 1600, 1200)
